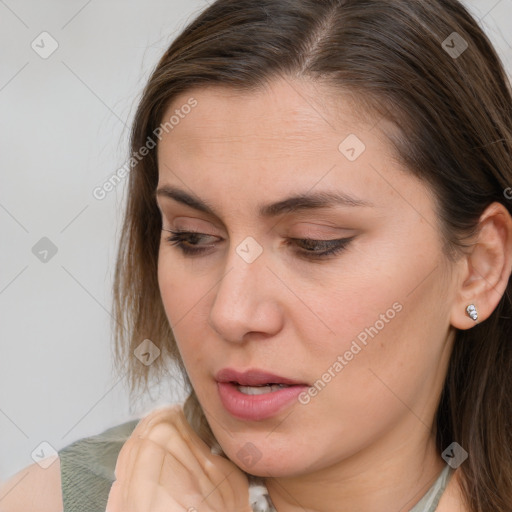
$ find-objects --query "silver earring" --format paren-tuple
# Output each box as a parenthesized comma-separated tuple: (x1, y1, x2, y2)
(466, 304, 478, 322)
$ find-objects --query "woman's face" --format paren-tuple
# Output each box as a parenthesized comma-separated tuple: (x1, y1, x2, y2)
(156, 78, 458, 478)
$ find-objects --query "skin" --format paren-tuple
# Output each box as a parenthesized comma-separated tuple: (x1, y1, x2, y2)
(110, 75, 512, 512)
(106, 406, 253, 512)
(4, 76, 511, 511)
(150, 77, 512, 511)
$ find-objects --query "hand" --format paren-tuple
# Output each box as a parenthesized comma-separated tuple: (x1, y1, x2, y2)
(106, 404, 253, 512)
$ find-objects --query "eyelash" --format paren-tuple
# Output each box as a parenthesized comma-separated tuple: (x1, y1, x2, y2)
(162, 229, 354, 260)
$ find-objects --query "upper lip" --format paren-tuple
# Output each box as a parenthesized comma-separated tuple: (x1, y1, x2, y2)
(215, 368, 308, 386)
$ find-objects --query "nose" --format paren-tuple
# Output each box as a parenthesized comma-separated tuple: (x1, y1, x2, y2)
(207, 240, 284, 343)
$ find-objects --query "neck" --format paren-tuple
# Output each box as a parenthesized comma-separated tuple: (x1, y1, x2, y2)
(263, 421, 445, 512)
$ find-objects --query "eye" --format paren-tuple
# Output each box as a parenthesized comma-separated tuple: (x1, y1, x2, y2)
(162, 229, 218, 255)
(284, 236, 355, 259)
(162, 229, 355, 260)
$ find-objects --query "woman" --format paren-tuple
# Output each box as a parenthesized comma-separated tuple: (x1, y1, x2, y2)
(2, 0, 511, 510)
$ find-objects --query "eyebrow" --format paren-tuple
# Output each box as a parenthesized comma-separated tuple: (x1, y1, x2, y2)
(155, 185, 374, 218)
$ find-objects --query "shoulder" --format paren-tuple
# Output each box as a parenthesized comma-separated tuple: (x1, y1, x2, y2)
(0, 419, 139, 512)
(0, 459, 62, 512)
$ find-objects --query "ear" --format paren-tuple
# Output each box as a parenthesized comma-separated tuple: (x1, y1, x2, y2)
(450, 202, 512, 329)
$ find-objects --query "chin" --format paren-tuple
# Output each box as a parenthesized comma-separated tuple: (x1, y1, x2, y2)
(237, 460, 302, 478)
(220, 441, 309, 478)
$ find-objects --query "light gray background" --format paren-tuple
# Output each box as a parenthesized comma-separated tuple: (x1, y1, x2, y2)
(0, 0, 511, 482)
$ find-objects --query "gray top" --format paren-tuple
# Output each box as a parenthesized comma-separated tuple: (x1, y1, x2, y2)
(59, 419, 139, 512)
(59, 419, 454, 512)
(410, 464, 453, 511)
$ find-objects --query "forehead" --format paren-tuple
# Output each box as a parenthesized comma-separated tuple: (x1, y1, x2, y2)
(159, 79, 368, 158)
(156, 78, 387, 183)
(155, 77, 429, 223)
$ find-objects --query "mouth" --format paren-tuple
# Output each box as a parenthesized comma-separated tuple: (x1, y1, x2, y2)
(235, 383, 294, 395)
(215, 367, 308, 387)
(215, 367, 310, 420)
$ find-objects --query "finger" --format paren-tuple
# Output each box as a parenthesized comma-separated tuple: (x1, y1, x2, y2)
(112, 406, 201, 507)
(115, 477, 187, 512)
(169, 410, 248, 505)
(146, 407, 250, 507)
(148, 406, 227, 475)
(158, 447, 220, 512)
(119, 405, 250, 510)
(118, 406, 180, 498)
(128, 406, 208, 488)
(143, 487, 184, 512)
(105, 479, 122, 512)
(113, 426, 146, 503)
(125, 436, 166, 507)
(128, 436, 221, 511)
(135, 425, 220, 506)
(143, 417, 208, 479)
(132, 406, 221, 484)
(135, 407, 243, 508)
(111, 436, 197, 512)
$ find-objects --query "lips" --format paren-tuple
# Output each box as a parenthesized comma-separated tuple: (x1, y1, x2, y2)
(215, 368, 308, 386)
(215, 368, 310, 421)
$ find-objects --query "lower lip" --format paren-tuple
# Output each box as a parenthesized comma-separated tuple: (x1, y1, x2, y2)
(217, 382, 309, 421)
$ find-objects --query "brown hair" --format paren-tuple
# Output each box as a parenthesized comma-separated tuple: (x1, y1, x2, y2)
(111, 0, 512, 509)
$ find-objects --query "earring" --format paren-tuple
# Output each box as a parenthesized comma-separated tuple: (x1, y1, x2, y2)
(466, 304, 478, 322)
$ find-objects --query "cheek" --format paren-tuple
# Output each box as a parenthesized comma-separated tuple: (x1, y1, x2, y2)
(300, 267, 403, 367)
(158, 255, 179, 325)
(303, 244, 446, 383)
(157, 254, 212, 376)
(308, 264, 450, 425)
(157, 249, 203, 328)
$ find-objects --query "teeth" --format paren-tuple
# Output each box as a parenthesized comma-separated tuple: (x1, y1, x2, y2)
(237, 384, 291, 395)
